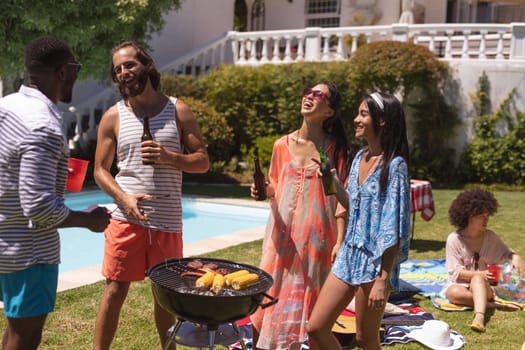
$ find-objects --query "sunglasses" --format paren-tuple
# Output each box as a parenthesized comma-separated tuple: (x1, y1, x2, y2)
(67, 62, 82, 74)
(302, 87, 328, 101)
(473, 252, 480, 271)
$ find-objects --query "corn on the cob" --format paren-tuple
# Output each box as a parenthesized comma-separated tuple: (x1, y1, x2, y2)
(195, 271, 215, 289)
(211, 274, 225, 294)
(224, 269, 249, 286)
(231, 273, 259, 290)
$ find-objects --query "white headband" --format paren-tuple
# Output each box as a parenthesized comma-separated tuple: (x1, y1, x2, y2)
(370, 92, 384, 111)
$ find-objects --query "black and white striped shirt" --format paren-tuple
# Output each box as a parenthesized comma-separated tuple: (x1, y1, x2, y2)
(0, 85, 70, 273)
(110, 97, 183, 232)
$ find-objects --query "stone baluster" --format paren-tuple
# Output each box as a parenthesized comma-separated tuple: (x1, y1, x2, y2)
(479, 30, 487, 59)
(350, 33, 358, 55)
(260, 38, 269, 63)
(271, 36, 280, 62)
(462, 30, 471, 59)
(238, 39, 247, 64)
(283, 36, 292, 63)
(201, 52, 206, 75)
(445, 30, 453, 59)
(496, 31, 504, 60)
(335, 33, 344, 60)
(296, 35, 305, 62)
(321, 34, 330, 61)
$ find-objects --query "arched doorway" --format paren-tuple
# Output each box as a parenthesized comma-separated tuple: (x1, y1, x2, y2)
(234, 0, 248, 31)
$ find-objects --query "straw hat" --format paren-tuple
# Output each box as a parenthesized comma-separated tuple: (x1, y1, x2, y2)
(407, 320, 464, 350)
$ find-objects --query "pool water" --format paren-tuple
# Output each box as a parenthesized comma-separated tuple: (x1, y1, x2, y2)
(59, 190, 269, 273)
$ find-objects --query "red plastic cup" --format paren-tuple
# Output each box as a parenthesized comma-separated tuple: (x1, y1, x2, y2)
(488, 264, 502, 286)
(66, 158, 89, 192)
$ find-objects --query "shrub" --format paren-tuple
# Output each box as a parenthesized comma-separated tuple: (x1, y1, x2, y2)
(180, 96, 234, 165)
(199, 62, 354, 160)
(348, 41, 461, 185)
(162, 41, 460, 185)
(462, 88, 525, 185)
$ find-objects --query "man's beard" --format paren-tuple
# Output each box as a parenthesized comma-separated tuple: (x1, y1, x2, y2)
(118, 69, 149, 98)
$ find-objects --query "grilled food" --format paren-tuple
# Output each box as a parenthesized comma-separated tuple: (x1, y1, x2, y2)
(195, 271, 215, 289)
(225, 269, 250, 286)
(231, 273, 259, 290)
(211, 274, 225, 294)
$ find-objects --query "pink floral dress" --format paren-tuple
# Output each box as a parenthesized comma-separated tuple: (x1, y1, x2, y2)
(250, 135, 345, 350)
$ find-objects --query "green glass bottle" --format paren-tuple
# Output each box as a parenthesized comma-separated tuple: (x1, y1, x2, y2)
(319, 148, 336, 195)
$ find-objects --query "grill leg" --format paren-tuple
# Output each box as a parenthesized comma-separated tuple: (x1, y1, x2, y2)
(232, 322, 248, 350)
(207, 328, 216, 350)
(163, 318, 183, 350)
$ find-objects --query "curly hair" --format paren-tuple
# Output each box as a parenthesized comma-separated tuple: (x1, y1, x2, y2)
(25, 36, 73, 72)
(448, 188, 499, 230)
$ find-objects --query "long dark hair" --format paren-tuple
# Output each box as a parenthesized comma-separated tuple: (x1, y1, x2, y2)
(364, 92, 409, 192)
(110, 40, 161, 93)
(321, 81, 352, 183)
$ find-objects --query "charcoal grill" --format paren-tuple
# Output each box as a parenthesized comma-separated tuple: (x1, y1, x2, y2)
(148, 257, 277, 350)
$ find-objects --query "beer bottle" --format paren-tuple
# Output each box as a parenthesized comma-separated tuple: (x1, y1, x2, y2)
(319, 148, 336, 195)
(253, 150, 267, 201)
(141, 117, 154, 165)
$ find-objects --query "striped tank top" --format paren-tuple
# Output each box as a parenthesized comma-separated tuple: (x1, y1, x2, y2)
(111, 97, 183, 233)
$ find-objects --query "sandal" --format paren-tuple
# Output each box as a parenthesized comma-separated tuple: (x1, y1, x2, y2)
(470, 311, 486, 333)
(470, 323, 486, 333)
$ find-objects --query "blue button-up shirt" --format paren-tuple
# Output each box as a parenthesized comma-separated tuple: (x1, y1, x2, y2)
(0, 85, 70, 273)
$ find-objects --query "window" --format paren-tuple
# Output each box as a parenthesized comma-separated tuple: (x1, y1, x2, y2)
(305, 0, 341, 27)
(251, 0, 265, 31)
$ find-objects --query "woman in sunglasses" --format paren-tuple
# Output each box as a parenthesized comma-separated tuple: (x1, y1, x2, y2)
(306, 92, 411, 350)
(442, 188, 523, 333)
(250, 82, 352, 350)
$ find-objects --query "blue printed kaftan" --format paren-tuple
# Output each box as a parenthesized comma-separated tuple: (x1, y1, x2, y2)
(332, 149, 410, 291)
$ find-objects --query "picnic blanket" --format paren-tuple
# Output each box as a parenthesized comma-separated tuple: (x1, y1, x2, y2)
(400, 259, 525, 311)
(400, 259, 448, 297)
(228, 301, 436, 349)
(399, 259, 472, 311)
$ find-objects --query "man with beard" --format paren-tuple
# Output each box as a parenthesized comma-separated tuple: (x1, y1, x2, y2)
(93, 40, 209, 350)
(0, 36, 111, 350)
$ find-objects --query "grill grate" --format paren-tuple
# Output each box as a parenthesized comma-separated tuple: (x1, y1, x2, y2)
(149, 258, 273, 297)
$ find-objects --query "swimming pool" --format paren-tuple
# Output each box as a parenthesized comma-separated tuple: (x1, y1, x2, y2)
(60, 190, 269, 273)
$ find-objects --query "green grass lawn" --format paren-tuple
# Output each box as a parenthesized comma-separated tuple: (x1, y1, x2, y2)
(2, 186, 524, 349)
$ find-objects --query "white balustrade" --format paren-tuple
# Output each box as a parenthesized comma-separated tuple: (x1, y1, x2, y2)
(66, 23, 525, 151)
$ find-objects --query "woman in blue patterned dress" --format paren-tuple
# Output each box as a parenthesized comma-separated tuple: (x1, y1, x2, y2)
(306, 92, 411, 350)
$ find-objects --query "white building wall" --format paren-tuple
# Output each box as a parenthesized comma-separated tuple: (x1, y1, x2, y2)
(448, 60, 525, 158)
(148, 0, 236, 68)
(263, 0, 305, 30)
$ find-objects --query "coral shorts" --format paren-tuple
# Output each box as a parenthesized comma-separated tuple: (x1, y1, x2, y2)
(102, 219, 183, 282)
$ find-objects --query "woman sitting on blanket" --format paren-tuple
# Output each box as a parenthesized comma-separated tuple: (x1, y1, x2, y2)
(442, 188, 524, 333)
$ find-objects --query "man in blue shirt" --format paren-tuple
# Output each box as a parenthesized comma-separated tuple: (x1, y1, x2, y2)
(0, 36, 111, 350)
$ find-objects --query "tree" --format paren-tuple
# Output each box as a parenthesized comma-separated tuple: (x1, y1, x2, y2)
(0, 0, 181, 94)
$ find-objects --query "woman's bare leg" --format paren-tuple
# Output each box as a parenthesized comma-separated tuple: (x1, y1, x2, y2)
(306, 273, 355, 350)
(354, 283, 388, 350)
